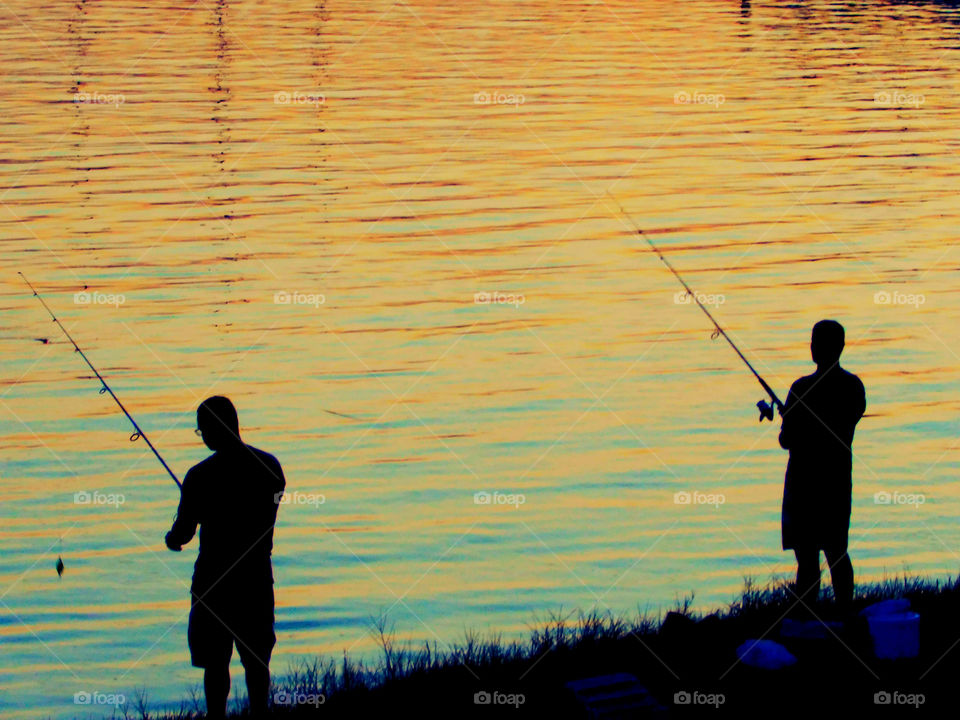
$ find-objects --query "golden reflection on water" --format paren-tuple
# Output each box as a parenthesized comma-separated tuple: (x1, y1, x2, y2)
(1, 0, 960, 716)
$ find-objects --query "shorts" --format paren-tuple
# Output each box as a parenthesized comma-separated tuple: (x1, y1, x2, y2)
(187, 583, 275, 669)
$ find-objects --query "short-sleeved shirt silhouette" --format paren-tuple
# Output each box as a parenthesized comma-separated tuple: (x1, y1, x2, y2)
(168, 444, 285, 668)
(779, 366, 865, 552)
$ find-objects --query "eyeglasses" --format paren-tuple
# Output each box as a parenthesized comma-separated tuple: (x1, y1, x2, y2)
(194, 428, 203, 436)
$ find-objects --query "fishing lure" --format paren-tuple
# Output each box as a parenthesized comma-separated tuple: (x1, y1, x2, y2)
(19, 273, 182, 575)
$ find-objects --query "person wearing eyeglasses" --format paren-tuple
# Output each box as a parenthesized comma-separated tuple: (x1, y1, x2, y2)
(165, 396, 285, 719)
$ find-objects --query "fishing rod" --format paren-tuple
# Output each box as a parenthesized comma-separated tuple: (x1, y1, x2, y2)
(21, 274, 367, 575)
(19, 272, 183, 488)
(606, 193, 784, 422)
(20, 273, 366, 466)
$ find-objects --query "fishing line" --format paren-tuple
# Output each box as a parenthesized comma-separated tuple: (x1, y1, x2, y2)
(20, 272, 182, 575)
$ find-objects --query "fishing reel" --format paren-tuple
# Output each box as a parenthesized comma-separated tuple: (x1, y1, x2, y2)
(757, 399, 777, 423)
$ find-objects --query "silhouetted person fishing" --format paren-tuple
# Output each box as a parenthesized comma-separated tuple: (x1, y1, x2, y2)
(779, 321, 865, 614)
(165, 396, 286, 718)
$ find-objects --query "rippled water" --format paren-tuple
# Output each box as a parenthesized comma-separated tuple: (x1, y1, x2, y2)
(2, 0, 959, 717)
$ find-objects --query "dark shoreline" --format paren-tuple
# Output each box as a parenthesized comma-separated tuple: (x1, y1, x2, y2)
(86, 574, 960, 718)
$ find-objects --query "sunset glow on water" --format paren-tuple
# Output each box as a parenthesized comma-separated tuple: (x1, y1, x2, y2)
(1, 0, 959, 717)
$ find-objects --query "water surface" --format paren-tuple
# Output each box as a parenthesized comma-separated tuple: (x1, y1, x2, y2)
(1, 0, 959, 717)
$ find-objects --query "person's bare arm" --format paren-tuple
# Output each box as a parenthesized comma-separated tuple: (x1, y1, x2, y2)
(165, 469, 198, 551)
(855, 377, 866, 424)
(778, 386, 799, 450)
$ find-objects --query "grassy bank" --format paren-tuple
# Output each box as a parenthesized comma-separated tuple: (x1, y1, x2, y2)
(115, 575, 960, 718)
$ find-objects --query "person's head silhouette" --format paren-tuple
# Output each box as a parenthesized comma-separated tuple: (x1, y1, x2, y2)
(197, 395, 241, 451)
(810, 319, 845, 369)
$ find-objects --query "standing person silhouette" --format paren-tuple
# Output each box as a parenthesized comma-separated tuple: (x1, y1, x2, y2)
(165, 396, 285, 718)
(779, 321, 865, 615)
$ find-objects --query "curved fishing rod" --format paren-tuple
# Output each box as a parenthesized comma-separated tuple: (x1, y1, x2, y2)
(606, 193, 784, 422)
(18, 272, 182, 487)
